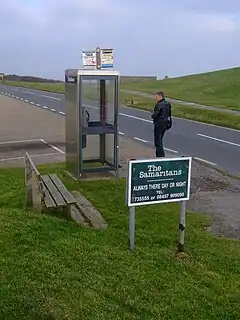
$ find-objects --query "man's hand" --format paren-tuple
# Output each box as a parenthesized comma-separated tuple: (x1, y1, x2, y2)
(166, 119, 172, 130)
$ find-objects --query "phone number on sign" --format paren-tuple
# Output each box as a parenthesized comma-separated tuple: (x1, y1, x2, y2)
(132, 192, 185, 202)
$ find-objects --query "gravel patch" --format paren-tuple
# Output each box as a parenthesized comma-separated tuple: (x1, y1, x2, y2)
(188, 161, 240, 240)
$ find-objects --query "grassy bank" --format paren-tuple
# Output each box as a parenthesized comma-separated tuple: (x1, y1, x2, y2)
(0, 163, 239, 319)
(3, 80, 240, 130)
(4, 80, 64, 93)
(121, 67, 240, 112)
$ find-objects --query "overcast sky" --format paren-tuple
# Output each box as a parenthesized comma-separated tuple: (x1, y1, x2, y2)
(1, 0, 240, 80)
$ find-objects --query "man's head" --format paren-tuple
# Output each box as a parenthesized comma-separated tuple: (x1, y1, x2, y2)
(155, 91, 164, 102)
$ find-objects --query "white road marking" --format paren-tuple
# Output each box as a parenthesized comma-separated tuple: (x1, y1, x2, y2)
(50, 108, 56, 112)
(0, 138, 42, 145)
(194, 157, 216, 166)
(30, 152, 63, 158)
(134, 137, 148, 143)
(40, 139, 65, 154)
(164, 148, 178, 154)
(41, 95, 61, 100)
(23, 90, 35, 95)
(197, 133, 240, 148)
(120, 112, 152, 123)
(59, 111, 65, 115)
(0, 152, 61, 162)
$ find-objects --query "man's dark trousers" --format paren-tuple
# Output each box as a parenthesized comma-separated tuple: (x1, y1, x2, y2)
(154, 124, 165, 157)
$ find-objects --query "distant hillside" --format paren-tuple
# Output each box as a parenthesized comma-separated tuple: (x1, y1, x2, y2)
(121, 67, 240, 111)
(4, 74, 63, 83)
(3, 74, 156, 84)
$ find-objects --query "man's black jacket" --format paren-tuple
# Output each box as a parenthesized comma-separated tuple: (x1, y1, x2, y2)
(151, 98, 172, 128)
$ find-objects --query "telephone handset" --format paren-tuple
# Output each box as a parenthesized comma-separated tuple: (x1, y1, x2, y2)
(82, 107, 90, 127)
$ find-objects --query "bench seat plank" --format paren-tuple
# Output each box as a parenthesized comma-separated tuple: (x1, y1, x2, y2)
(43, 187, 56, 208)
(41, 175, 66, 207)
(49, 174, 76, 204)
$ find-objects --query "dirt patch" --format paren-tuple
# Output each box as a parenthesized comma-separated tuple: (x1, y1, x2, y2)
(191, 176, 233, 192)
(188, 162, 240, 240)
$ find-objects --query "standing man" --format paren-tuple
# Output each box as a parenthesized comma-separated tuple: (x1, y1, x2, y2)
(151, 91, 172, 157)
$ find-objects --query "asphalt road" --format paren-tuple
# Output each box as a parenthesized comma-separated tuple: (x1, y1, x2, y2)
(0, 84, 240, 175)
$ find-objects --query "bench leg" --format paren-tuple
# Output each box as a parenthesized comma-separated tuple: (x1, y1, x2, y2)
(25, 165, 33, 208)
(63, 204, 71, 219)
(32, 174, 43, 213)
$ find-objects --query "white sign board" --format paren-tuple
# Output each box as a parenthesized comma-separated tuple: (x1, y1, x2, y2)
(100, 49, 114, 68)
(82, 51, 96, 68)
(127, 157, 192, 207)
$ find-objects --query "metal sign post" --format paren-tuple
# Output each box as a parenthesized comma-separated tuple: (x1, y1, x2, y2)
(178, 200, 187, 252)
(127, 158, 136, 252)
(129, 207, 135, 252)
(126, 157, 192, 252)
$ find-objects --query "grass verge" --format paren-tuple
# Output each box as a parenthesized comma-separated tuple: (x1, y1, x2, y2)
(120, 67, 240, 112)
(4, 81, 240, 130)
(4, 80, 64, 93)
(0, 163, 239, 319)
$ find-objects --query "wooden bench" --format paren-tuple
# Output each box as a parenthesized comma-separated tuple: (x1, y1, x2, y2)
(24, 152, 76, 214)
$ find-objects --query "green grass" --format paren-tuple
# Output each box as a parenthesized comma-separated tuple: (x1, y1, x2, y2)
(121, 67, 240, 112)
(4, 78, 240, 130)
(4, 80, 64, 93)
(0, 163, 239, 319)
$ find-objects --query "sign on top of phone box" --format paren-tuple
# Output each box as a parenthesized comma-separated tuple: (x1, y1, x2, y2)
(81, 48, 114, 69)
(100, 49, 114, 68)
(82, 51, 97, 68)
(127, 157, 192, 207)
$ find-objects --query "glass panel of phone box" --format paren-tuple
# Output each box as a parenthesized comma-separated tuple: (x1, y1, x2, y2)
(81, 78, 115, 170)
